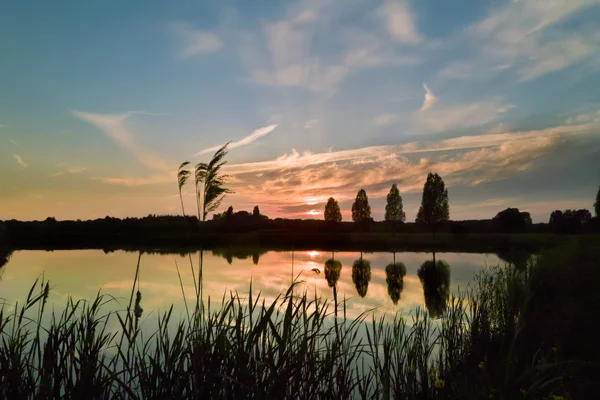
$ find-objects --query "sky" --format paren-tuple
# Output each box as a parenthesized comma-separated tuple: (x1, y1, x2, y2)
(1, 0, 600, 222)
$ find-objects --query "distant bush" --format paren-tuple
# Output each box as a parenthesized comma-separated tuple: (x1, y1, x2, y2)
(493, 208, 532, 233)
(549, 209, 592, 233)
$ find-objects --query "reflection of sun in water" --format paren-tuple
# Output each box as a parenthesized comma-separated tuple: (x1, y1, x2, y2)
(307, 251, 321, 259)
(307, 209, 320, 216)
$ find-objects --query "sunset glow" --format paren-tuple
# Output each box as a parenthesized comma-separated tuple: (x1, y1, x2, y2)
(306, 251, 322, 259)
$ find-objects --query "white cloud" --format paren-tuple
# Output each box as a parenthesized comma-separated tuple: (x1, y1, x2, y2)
(14, 154, 28, 168)
(195, 124, 279, 156)
(419, 84, 437, 111)
(67, 166, 89, 174)
(372, 113, 398, 127)
(304, 119, 318, 129)
(72, 110, 172, 171)
(380, 0, 421, 44)
(172, 21, 222, 58)
(496, 104, 516, 113)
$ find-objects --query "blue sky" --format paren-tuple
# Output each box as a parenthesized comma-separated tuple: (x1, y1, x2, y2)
(1, 0, 600, 222)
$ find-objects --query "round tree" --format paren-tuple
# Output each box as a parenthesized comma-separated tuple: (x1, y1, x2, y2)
(324, 197, 342, 222)
(352, 189, 372, 222)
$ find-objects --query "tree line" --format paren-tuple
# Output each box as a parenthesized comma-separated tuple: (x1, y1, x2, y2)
(324, 175, 600, 233)
(325, 172, 450, 229)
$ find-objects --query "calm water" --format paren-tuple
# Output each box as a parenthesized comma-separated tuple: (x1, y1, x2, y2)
(1, 249, 502, 324)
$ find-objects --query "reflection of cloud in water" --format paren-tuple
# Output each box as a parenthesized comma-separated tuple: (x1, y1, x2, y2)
(0, 250, 502, 322)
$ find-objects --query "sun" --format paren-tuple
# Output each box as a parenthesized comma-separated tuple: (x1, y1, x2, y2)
(306, 209, 320, 216)
(306, 251, 321, 258)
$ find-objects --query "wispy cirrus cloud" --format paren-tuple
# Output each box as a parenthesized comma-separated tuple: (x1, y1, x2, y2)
(49, 165, 90, 178)
(72, 110, 172, 172)
(372, 84, 507, 134)
(195, 124, 279, 156)
(239, 0, 421, 92)
(13, 154, 28, 168)
(225, 122, 594, 176)
(100, 118, 596, 189)
(8, 138, 23, 148)
(172, 21, 222, 58)
(439, 0, 600, 81)
(411, 100, 506, 134)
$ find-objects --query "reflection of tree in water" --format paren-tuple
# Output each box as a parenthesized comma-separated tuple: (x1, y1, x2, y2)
(324, 259, 342, 288)
(211, 248, 267, 265)
(352, 257, 371, 298)
(325, 257, 342, 318)
(0, 248, 13, 280)
(417, 260, 451, 318)
(385, 262, 406, 305)
(496, 248, 533, 270)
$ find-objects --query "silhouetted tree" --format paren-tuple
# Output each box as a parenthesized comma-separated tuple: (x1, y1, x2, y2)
(253, 206, 261, 217)
(385, 183, 406, 223)
(417, 259, 450, 318)
(493, 208, 532, 233)
(352, 256, 371, 297)
(177, 161, 192, 220)
(324, 197, 342, 222)
(195, 143, 233, 221)
(385, 261, 406, 305)
(416, 173, 449, 231)
(352, 189, 372, 222)
(225, 206, 234, 217)
(595, 186, 600, 217)
(324, 259, 342, 288)
(549, 209, 592, 233)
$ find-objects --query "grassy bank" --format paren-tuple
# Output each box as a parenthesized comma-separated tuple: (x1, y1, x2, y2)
(1, 243, 598, 399)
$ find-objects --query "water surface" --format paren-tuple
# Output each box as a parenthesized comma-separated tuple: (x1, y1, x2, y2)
(1, 250, 502, 324)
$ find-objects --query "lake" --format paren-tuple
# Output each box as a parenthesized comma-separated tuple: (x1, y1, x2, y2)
(1, 249, 503, 323)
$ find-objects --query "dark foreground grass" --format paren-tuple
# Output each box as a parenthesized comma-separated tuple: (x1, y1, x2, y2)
(1, 243, 599, 399)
